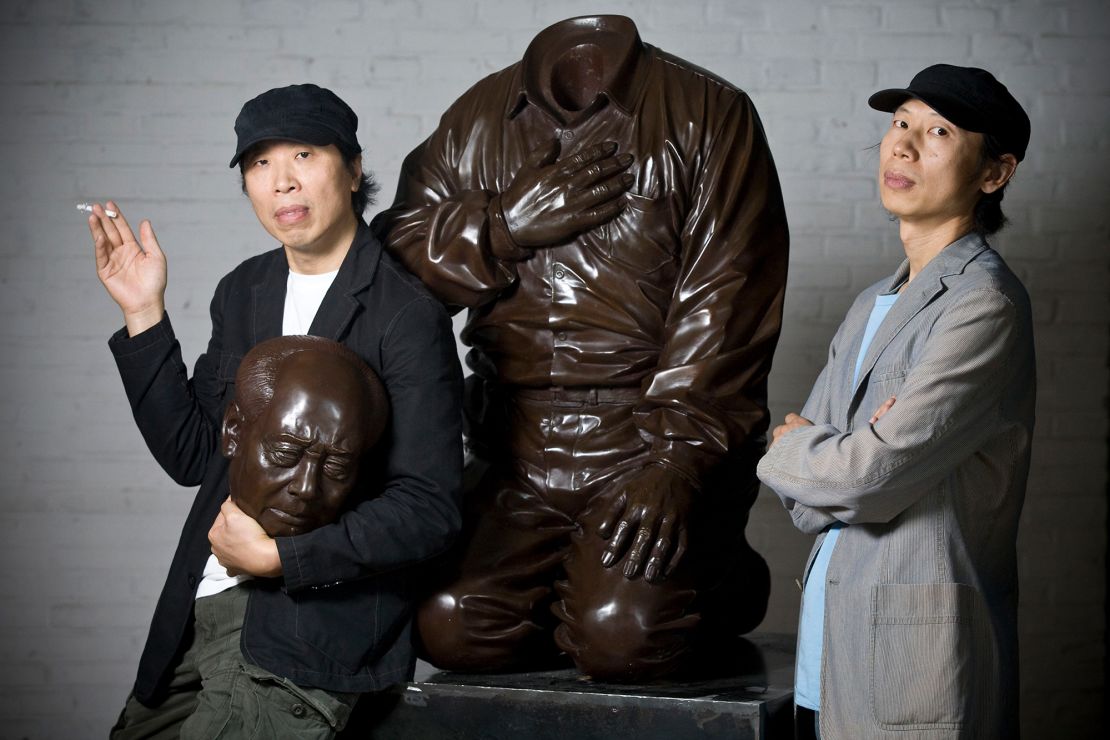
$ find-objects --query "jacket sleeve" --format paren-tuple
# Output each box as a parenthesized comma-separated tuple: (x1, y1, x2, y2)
(633, 91, 790, 486)
(278, 296, 464, 591)
(757, 287, 1025, 525)
(109, 280, 230, 487)
(371, 97, 527, 311)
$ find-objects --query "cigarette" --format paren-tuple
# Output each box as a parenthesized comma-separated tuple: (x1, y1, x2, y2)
(77, 202, 117, 218)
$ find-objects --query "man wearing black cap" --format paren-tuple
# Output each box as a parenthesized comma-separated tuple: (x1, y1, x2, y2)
(87, 84, 462, 738)
(758, 65, 1034, 738)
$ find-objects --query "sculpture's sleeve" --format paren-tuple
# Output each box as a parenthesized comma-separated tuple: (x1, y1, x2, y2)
(372, 101, 528, 311)
(634, 90, 789, 487)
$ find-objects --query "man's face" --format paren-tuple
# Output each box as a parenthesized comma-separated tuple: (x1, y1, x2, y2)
(878, 98, 989, 229)
(225, 352, 373, 537)
(241, 140, 360, 259)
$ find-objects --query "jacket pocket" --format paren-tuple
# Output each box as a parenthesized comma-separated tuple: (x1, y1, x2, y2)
(869, 582, 974, 728)
(294, 576, 409, 673)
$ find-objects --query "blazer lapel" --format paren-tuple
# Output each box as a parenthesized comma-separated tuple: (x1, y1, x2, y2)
(309, 221, 381, 341)
(251, 249, 289, 344)
(849, 234, 990, 402)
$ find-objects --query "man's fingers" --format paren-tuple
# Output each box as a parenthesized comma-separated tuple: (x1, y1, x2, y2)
(90, 217, 112, 271)
(597, 492, 626, 539)
(140, 220, 165, 259)
(664, 526, 689, 578)
(569, 198, 628, 234)
(623, 522, 656, 579)
(601, 519, 633, 568)
(557, 140, 620, 177)
(644, 519, 676, 583)
(570, 172, 634, 211)
(220, 497, 244, 518)
(93, 203, 125, 246)
(207, 512, 225, 542)
(870, 396, 896, 424)
(106, 200, 139, 246)
(572, 153, 634, 188)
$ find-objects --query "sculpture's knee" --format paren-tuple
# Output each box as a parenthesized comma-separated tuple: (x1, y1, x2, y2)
(555, 598, 697, 682)
(416, 585, 553, 672)
(415, 589, 474, 669)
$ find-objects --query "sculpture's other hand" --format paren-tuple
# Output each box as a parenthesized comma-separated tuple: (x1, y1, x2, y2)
(88, 200, 167, 336)
(500, 139, 634, 247)
(597, 464, 693, 584)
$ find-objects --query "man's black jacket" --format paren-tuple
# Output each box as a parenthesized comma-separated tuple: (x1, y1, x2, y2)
(109, 222, 463, 705)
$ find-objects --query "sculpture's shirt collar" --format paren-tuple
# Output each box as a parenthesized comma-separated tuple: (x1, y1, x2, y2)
(506, 15, 647, 124)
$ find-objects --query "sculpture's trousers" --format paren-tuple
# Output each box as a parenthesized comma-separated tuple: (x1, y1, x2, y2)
(416, 384, 769, 681)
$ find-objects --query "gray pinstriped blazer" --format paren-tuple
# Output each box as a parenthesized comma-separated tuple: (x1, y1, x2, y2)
(758, 233, 1035, 739)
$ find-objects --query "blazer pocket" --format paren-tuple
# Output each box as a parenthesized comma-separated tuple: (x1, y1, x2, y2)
(869, 583, 975, 729)
(869, 367, 906, 393)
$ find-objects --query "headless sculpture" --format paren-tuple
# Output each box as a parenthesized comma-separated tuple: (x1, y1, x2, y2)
(375, 15, 789, 681)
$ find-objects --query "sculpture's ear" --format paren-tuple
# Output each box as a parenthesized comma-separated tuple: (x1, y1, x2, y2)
(221, 402, 244, 459)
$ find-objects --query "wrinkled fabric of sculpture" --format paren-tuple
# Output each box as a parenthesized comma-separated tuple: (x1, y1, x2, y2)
(374, 14, 790, 681)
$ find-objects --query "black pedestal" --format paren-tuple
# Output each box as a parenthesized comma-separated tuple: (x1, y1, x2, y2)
(349, 633, 795, 739)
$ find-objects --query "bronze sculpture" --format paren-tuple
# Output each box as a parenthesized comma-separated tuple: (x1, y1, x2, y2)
(374, 15, 789, 681)
(222, 335, 389, 537)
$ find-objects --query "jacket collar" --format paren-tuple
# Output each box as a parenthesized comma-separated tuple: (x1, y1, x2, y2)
(250, 220, 381, 345)
(849, 232, 990, 403)
(506, 15, 648, 123)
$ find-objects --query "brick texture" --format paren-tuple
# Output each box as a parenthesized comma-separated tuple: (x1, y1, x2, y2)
(1, 0, 1106, 737)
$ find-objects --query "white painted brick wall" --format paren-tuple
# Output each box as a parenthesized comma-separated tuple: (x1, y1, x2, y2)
(1, 0, 1106, 736)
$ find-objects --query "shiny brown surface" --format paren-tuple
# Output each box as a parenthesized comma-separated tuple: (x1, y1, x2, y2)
(374, 15, 788, 681)
(221, 336, 388, 537)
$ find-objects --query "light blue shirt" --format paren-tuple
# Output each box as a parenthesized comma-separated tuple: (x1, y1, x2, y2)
(795, 291, 899, 710)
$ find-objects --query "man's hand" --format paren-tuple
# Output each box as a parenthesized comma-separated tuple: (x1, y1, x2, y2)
(597, 465, 693, 583)
(501, 139, 634, 247)
(209, 498, 282, 578)
(88, 200, 167, 336)
(870, 396, 896, 424)
(769, 412, 814, 449)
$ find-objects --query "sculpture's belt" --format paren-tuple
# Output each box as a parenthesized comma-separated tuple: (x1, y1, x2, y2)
(509, 386, 642, 405)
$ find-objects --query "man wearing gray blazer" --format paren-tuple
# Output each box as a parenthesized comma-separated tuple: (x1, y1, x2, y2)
(758, 65, 1035, 739)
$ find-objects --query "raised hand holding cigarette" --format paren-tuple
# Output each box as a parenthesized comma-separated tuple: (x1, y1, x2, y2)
(88, 200, 168, 337)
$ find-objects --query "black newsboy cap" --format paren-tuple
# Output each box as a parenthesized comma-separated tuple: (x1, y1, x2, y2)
(229, 84, 361, 168)
(869, 64, 1030, 162)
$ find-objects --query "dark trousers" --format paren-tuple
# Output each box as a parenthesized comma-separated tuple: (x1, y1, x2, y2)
(796, 706, 820, 740)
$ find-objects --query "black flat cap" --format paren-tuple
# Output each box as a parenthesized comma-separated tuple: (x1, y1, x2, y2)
(229, 84, 361, 168)
(869, 64, 1030, 161)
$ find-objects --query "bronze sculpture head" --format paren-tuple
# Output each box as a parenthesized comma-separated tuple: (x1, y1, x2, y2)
(221, 335, 388, 537)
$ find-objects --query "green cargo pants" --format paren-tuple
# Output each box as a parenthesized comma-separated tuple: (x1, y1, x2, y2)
(110, 584, 358, 739)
